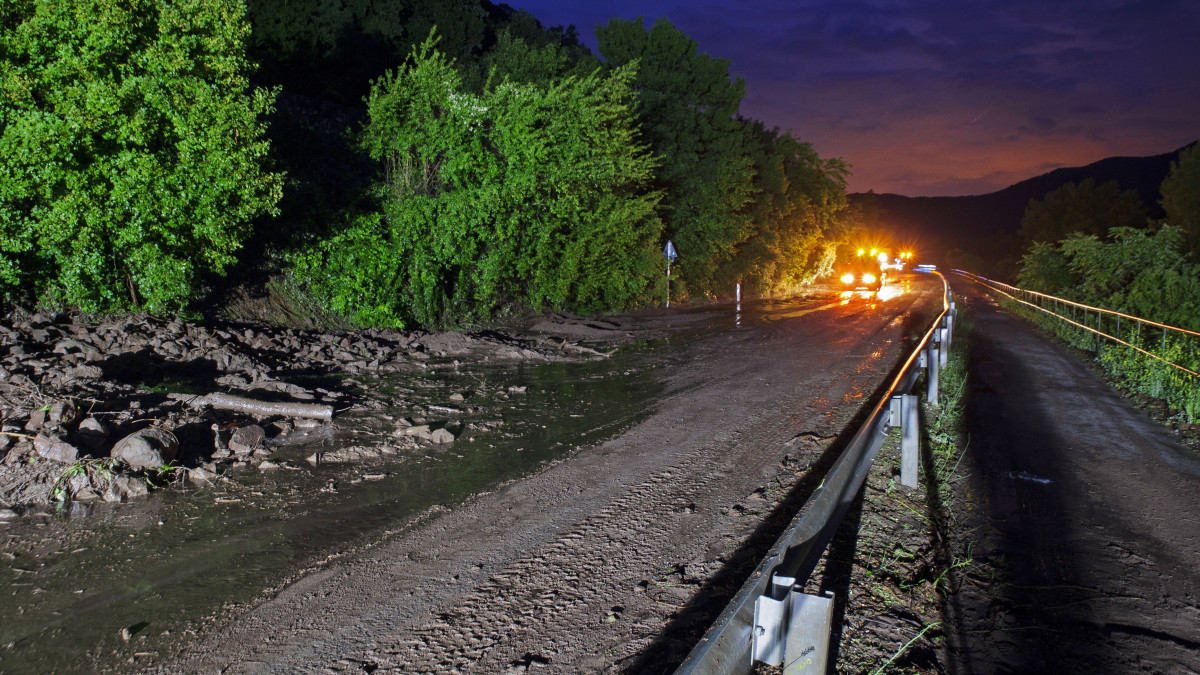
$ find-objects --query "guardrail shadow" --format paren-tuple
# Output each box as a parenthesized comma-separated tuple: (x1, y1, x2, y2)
(624, 306, 937, 673)
(949, 284, 1110, 673)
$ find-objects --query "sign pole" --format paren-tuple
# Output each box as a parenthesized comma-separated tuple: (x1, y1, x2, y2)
(663, 240, 678, 309)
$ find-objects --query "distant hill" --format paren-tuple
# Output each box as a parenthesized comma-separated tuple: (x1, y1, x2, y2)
(854, 143, 1194, 264)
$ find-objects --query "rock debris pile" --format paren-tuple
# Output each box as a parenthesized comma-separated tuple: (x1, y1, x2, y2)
(0, 310, 596, 517)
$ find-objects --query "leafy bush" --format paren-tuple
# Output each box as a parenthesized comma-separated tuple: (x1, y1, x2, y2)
(0, 0, 282, 312)
(292, 35, 663, 327)
(1013, 225, 1200, 419)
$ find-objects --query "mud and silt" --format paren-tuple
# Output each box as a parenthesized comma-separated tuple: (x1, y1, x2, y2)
(7, 275, 1197, 675)
(0, 307, 672, 672)
(939, 284, 1200, 674)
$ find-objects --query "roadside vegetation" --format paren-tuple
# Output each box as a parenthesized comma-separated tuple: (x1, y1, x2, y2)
(990, 143, 1200, 422)
(1, 0, 861, 327)
(820, 311, 979, 674)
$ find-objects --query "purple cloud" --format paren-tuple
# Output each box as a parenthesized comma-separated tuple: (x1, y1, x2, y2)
(508, 0, 1200, 196)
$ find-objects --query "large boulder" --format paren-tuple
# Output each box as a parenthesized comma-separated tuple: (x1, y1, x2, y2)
(110, 428, 178, 470)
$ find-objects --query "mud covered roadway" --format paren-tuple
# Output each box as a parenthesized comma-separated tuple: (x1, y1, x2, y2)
(941, 282, 1200, 674)
(0, 274, 943, 673)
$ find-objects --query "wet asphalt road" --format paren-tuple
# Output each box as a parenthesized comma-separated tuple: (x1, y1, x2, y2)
(948, 279, 1200, 674)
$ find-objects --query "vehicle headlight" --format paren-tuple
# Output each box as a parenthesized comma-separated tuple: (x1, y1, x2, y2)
(862, 273, 876, 284)
(841, 273, 855, 284)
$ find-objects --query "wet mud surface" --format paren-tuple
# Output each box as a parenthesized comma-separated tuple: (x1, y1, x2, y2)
(0, 276, 943, 673)
(146, 277, 940, 674)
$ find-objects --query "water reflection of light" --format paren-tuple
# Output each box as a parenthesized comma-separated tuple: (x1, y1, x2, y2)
(876, 285, 902, 302)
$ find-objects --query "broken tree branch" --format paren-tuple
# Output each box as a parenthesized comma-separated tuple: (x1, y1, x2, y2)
(168, 392, 333, 420)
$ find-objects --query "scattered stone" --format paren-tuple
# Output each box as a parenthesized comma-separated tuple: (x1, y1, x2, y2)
(102, 476, 149, 502)
(395, 424, 431, 438)
(0, 508, 17, 521)
(267, 419, 294, 437)
(110, 427, 179, 470)
(33, 433, 79, 464)
(76, 417, 109, 451)
(66, 364, 103, 380)
(228, 425, 266, 456)
(187, 467, 219, 487)
(258, 460, 280, 471)
(449, 392, 466, 402)
(430, 428, 455, 444)
(24, 408, 47, 432)
(507, 385, 527, 394)
(47, 400, 77, 427)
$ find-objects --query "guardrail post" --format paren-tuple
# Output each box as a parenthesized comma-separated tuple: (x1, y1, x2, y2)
(939, 324, 950, 367)
(783, 591, 835, 674)
(898, 394, 919, 488)
(926, 339, 940, 404)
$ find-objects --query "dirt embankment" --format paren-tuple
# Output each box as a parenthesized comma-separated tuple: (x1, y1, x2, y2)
(0, 310, 622, 517)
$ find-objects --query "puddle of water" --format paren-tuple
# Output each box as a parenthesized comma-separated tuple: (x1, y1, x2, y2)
(0, 350, 664, 673)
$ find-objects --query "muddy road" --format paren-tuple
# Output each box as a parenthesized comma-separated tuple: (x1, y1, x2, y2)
(1, 275, 942, 673)
(946, 282, 1200, 674)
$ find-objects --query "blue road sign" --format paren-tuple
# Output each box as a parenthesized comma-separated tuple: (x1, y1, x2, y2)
(663, 240, 678, 262)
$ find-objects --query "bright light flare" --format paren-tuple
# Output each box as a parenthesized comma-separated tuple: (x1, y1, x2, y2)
(841, 272, 856, 284)
(876, 285, 901, 302)
(862, 273, 876, 284)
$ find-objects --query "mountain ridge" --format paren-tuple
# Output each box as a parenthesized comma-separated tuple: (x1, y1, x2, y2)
(854, 142, 1194, 259)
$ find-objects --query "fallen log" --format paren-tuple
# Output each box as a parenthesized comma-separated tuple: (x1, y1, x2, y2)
(168, 392, 333, 420)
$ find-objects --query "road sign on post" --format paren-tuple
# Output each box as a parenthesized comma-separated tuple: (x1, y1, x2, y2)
(663, 240, 678, 308)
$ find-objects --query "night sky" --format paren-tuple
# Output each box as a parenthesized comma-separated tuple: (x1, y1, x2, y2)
(508, 0, 1200, 197)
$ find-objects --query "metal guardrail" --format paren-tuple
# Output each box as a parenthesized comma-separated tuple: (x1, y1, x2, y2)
(676, 272, 955, 675)
(954, 270, 1199, 378)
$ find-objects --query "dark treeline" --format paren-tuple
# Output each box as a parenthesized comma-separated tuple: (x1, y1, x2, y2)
(0, 0, 859, 327)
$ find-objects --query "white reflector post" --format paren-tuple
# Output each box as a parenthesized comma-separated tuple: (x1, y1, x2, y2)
(900, 394, 919, 488)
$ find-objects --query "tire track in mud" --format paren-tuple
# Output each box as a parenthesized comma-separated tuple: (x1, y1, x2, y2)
(383, 444, 768, 672)
(161, 280, 942, 674)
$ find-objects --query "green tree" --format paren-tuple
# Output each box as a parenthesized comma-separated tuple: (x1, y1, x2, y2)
(1016, 241, 1078, 296)
(293, 35, 662, 326)
(0, 0, 282, 312)
(596, 17, 756, 299)
(1017, 178, 1147, 247)
(1160, 142, 1200, 260)
(1061, 226, 1200, 329)
(721, 121, 848, 295)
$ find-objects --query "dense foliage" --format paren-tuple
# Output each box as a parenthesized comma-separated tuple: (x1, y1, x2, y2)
(1160, 142, 1200, 260)
(1016, 225, 1200, 419)
(290, 36, 662, 327)
(1017, 178, 1147, 246)
(2, 1, 854, 324)
(0, 0, 282, 312)
(593, 17, 850, 301)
